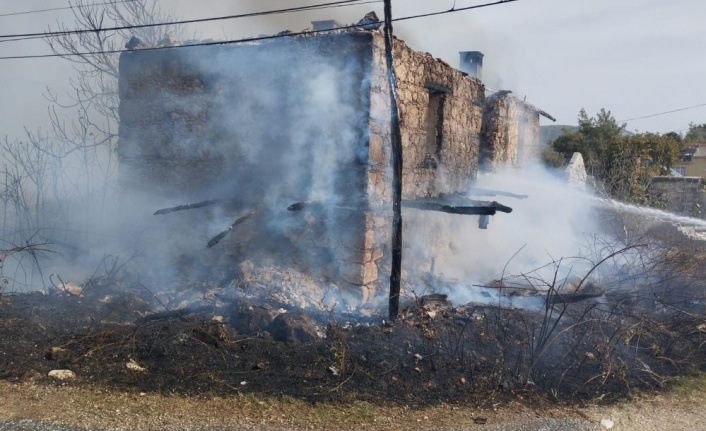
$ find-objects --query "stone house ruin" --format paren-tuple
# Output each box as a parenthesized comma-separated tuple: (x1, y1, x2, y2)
(117, 21, 552, 304)
(480, 92, 555, 170)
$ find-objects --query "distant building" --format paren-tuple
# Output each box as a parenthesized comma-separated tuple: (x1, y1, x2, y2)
(673, 143, 706, 177)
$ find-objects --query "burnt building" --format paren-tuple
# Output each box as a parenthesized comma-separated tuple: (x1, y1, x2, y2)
(480, 92, 556, 170)
(117, 22, 550, 304)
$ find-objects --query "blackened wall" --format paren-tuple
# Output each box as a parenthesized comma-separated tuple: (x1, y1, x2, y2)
(118, 33, 378, 300)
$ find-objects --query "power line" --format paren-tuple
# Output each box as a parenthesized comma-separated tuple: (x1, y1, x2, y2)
(0, 0, 379, 45)
(0, 0, 137, 18)
(619, 103, 706, 123)
(0, 35, 46, 44)
(396, 0, 519, 22)
(0, 0, 372, 40)
(0, 25, 366, 61)
(0, 0, 521, 61)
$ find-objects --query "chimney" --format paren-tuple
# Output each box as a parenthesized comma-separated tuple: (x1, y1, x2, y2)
(311, 20, 342, 31)
(459, 51, 484, 80)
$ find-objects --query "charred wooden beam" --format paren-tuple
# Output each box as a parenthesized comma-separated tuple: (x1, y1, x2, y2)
(465, 189, 528, 200)
(287, 201, 322, 212)
(287, 201, 365, 212)
(154, 199, 223, 215)
(426, 193, 518, 208)
(402, 200, 512, 215)
(548, 291, 603, 304)
(538, 109, 557, 122)
(206, 208, 259, 248)
(288, 199, 512, 214)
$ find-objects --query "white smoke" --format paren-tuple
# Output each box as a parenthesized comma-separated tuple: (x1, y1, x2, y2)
(401, 163, 606, 306)
(3, 1, 694, 313)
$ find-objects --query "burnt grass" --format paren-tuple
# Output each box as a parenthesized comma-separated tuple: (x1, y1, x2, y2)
(1, 272, 706, 408)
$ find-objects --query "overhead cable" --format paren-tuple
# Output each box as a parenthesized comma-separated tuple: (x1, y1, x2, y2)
(619, 103, 706, 123)
(0, 0, 521, 61)
(0, 0, 379, 45)
(0, 0, 374, 39)
(0, 0, 137, 18)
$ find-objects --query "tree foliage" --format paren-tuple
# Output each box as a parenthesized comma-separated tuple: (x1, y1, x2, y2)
(685, 122, 706, 143)
(550, 109, 681, 204)
(541, 147, 565, 169)
(552, 109, 624, 168)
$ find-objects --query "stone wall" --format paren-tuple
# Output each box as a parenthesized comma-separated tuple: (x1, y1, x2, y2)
(515, 104, 541, 166)
(395, 37, 484, 198)
(366, 35, 484, 201)
(118, 33, 373, 201)
(479, 93, 541, 170)
(366, 33, 485, 292)
(649, 176, 706, 219)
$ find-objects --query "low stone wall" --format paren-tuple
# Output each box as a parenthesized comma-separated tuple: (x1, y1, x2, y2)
(650, 176, 706, 219)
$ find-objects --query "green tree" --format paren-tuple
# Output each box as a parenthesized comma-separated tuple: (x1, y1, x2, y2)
(541, 147, 565, 169)
(664, 131, 683, 147)
(552, 109, 625, 170)
(685, 122, 706, 143)
(601, 133, 680, 203)
(550, 109, 680, 203)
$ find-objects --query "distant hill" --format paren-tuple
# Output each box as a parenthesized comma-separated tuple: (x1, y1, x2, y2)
(540, 125, 578, 147)
(540, 124, 635, 148)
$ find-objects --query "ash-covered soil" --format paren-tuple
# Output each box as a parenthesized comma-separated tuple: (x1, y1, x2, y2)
(0, 283, 506, 405)
(1, 267, 705, 409)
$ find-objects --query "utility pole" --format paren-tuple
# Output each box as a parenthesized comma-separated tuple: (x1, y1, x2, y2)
(383, 0, 403, 321)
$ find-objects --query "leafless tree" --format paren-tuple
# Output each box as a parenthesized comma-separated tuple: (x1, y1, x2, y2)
(0, 1, 187, 290)
(45, 0, 186, 150)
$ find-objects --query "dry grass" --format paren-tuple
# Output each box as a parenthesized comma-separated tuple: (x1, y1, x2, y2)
(670, 371, 706, 400)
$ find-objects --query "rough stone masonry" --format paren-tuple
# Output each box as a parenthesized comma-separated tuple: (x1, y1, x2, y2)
(117, 24, 549, 305)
